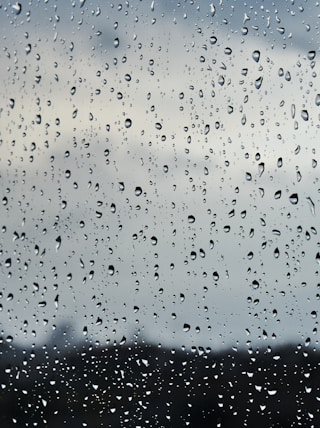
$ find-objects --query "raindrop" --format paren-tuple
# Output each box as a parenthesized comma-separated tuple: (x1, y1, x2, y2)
(12, 2, 22, 15)
(188, 215, 195, 224)
(315, 94, 320, 106)
(306, 197, 315, 216)
(210, 3, 216, 17)
(252, 50, 260, 62)
(209, 36, 217, 45)
(308, 50, 316, 60)
(55, 236, 61, 251)
(114, 38, 120, 48)
(255, 76, 263, 89)
(212, 271, 219, 281)
(301, 110, 309, 121)
(274, 248, 280, 259)
(289, 193, 298, 205)
(204, 124, 210, 135)
(108, 265, 115, 275)
(274, 190, 282, 199)
(151, 236, 158, 245)
(251, 280, 260, 290)
(125, 118, 132, 128)
(135, 187, 142, 196)
(183, 323, 190, 332)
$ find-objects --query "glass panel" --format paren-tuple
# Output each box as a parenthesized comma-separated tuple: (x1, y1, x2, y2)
(1, 1, 319, 426)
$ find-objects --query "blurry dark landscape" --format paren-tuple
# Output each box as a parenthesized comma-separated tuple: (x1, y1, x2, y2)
(0, 332, 319, 427)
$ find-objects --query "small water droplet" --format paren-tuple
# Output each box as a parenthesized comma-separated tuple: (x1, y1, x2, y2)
(108, 265, 115, 275)
(251, 280, 260, 290)
(308, 50, 316, 60)
(289, 193, 298, 205)
(212, 271, 219, 281)
(252, 50, 260, 62)
(204, 124, 210, 135)
(125, 118, 132, 128)
(210, 3, 216, 17)
(188, 215, 195, 224)
(255, 76, 263, 89)
(55, 236, 61, 251)
(301, 110, 309, 121)
(315, 94, 320, 106)
(274, 190, 282, 199)
(183, 323, 190, 332)
(12, 2, 22, 15)
(135, 186, 142, 196)
(306, 197, 315, 216)
(209, 35, 217, 45)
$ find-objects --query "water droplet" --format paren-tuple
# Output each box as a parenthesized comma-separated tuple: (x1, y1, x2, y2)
(114, 38, 119, 48)
(251, 280, 260, 290)
(289, 193, 298, 205)
(12, 2, 22, 15)
(210, 3, 216, 17)
(301, 110, 309, 121)
(135, 186, 142, 196)
(9, 98, 15, 109)
(151, 236, 158, 245)
(311, 311, 317, 319)
(183, 323, 190, 332)
(79, 0, 86, 7)
(274, 248, 280, 259)
(252, 50, 260, 62)
(204, 124, 210, 135)
(188, 215, 195, 224)
(212, 271, 219, 281)
(308, 50, 316, 60)
(155, 122, 162, 130)
(306, 197, 316, 216)
(125, 118, 132, 128)
(108, 265, 115, 275)
(315, 94, 320, 106)
(209, 36, 217, 45)
(255, 76, 263, 89)
(55, 236, 61, 251)
(274, 190, 282, 199)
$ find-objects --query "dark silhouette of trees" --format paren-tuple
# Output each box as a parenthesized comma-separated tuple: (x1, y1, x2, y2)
(0, 334, 319, 427)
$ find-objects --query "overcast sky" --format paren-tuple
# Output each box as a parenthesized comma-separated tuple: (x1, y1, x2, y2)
(0, 0, 320, 351)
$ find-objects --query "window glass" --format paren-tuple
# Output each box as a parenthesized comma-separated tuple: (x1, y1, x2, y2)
(1, 1, 319, 426)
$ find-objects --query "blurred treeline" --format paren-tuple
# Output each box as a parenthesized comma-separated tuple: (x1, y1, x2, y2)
(0, 333, 319, 427)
